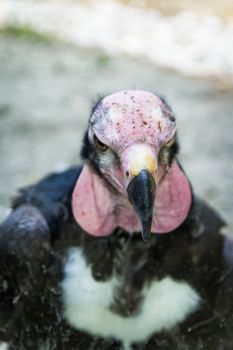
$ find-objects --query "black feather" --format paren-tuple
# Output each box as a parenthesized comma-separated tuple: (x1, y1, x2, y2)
(12, 166, 81, 238)
(1, 93, 233, 350)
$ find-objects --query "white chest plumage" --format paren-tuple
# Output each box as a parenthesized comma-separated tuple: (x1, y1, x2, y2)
(62, 248, 200, 350)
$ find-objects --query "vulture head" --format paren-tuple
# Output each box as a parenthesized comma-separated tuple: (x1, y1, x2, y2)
(72, 91, 192, 241)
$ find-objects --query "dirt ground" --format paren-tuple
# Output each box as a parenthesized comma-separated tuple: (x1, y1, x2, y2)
(119, 0, 233, 20)
(0, 35, 233, 233)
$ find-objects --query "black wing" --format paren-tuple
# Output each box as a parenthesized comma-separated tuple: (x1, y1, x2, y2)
(11, 166, 82, 238)
(0, 166, 81, 345)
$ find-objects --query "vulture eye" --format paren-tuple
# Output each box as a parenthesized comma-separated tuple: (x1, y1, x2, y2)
(93, 134, 109, 152)
(166, 136, 175, 147)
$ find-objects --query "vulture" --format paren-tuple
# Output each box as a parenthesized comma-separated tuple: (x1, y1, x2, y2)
(0, 90, 233, 350)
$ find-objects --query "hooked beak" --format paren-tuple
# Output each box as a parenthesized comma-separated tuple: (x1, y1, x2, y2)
(121, 144, 157, 241)
(127, 170, 156, 241)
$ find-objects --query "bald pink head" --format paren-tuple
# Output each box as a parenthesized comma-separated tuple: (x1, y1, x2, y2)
(90, 90, 176, 152)
(72, 90, 192, 240)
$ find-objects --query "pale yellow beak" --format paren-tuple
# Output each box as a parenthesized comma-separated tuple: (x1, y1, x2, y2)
(125, 145, 157, 241)
(124, 144, 157, 179)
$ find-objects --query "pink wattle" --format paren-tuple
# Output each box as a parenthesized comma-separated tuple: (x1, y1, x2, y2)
(72, 161, 192, 237)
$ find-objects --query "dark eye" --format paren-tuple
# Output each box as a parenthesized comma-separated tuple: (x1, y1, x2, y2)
(166, 136, 175, 148)
(93, 134, 109, 152)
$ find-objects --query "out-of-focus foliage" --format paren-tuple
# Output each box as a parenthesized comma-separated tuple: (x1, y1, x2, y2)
(0, 25, 52, 43)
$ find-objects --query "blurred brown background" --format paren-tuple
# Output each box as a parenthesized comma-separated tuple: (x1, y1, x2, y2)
(120, 0, 233, 19)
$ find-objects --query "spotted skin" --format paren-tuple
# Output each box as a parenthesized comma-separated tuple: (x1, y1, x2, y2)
(90, 91, 176, 151)
(0, 92, 233, 350)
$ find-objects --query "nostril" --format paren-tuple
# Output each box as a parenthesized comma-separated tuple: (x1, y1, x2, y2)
(126, 171, 129, 178)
